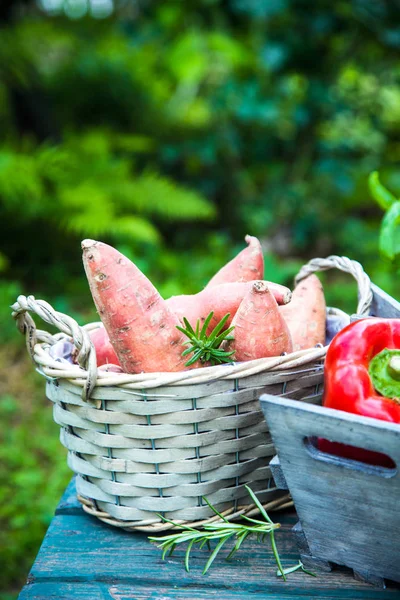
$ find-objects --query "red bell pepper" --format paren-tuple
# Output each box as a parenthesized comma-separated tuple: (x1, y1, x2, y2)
(319, 318, 400, 467)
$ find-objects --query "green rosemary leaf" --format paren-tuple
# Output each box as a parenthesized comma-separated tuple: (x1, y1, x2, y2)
(202, 535, 232, 575)
(245, 485, 274, 525)
(184, 347, 204, 366)
(182, 317, 196, 337)
(241, 515, 271, 526)
(152, 514, 199, 533)
(270, 530, 286, 581)
(202, 495, 230, 522)
(215, 326, 233, 343)
(301, 564, 317, 577)
(204, 523, 244, 531)
(185, 538, 196, 572)
(199, 538, 210, 550)
(184, 356, 199, 368)
(182, 340, 194, 347)
(207, 313, 231, 341)
(184, 356, 198, 367)
(176, 325, 196, 340)
(182, 347, 195, 357)
(200, 312, 214, 340)
(214, 327, 235, 346)
(226, 530, 250, 560)
(215, 355, 235, 364)
(276, 560, 316, 578)
(161, 544, 172, 561)
(163, 533, 205, 548)
(210, 349, 235, 357)
(276, 561, 302, 577)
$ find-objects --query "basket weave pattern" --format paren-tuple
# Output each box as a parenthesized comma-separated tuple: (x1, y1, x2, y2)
(12, 256, 372, 532)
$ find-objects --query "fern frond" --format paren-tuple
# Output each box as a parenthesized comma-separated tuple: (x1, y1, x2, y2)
(121, 172, 216, 222)
(110, 216, 161, 245)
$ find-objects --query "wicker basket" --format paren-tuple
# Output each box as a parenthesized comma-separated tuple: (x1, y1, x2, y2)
(12, 256, 372, 532)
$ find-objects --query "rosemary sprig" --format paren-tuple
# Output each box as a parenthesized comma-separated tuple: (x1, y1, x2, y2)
(149, 486, 313, 580)
(176, 311, 235, 367)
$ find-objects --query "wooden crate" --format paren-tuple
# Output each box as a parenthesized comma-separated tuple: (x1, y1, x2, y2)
(260, 283, 400, 586)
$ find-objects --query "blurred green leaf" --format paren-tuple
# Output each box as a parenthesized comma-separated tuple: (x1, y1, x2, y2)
(167, 32, 208, 84)
(131, 173, 216, 221)
(110, 216, 161, 245)
(379, 201, 400, 261)
(0, 252, 9, 273)
(369, 171, 398, 211)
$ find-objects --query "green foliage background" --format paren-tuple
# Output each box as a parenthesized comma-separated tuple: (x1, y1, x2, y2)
(1, 0, 400, 596)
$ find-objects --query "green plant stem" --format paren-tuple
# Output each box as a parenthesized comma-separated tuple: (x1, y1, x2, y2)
(270, 529, 286, 580)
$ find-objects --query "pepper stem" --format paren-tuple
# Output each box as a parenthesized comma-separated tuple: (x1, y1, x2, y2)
(388, 356, 400, 381)
(369, 349, 400, 399)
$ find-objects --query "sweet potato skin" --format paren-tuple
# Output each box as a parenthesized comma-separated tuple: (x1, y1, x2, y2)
(206, 235, 264, 288)
(82, 239, 187, 374)
(223, 281, 293, 361)
(89, 326, 120, 367)
(166, 280, 291, 333)
(279, 274, 326, 351)
(71, 326, 120, 367)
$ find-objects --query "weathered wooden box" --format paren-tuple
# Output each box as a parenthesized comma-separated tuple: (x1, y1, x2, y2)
(261, 396, 400, 584)
(260, 283, 400, 586)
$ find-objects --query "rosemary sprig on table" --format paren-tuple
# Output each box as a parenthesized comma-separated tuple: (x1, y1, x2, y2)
(176, 311, 235, 367)
(149, 486, 312, 580)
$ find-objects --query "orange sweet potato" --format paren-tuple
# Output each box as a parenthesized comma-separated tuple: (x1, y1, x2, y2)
(72, 326, 120, 367)
(166, 280, 291, 334)
(82, 239, 188, 374)
(206, 235, 264, 287)
(279, 274, 326, 351)
(89, 326, 120, 367)
(223, 281, 293, 361)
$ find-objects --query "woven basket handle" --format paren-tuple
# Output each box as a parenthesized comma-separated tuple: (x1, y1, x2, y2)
(294, 255, 373, 316)
(11, 295, 97, 400)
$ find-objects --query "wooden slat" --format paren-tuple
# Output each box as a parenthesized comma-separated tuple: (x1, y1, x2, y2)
(18, 581, 399, 600)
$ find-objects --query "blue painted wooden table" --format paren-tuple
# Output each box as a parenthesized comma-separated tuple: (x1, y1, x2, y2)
(19, 478, 400, 600)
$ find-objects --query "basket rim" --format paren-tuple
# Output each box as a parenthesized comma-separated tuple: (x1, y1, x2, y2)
(34, 328, 327, 390)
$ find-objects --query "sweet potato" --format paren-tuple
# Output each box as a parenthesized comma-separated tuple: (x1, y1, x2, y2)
(166, 280, 292, 334)
(89, 326, 120, 367)
(223, 281, 293, 361)
(279, 274, 326, 351)
(82, 239, 188, 374)
(206, 235, 264, 287)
